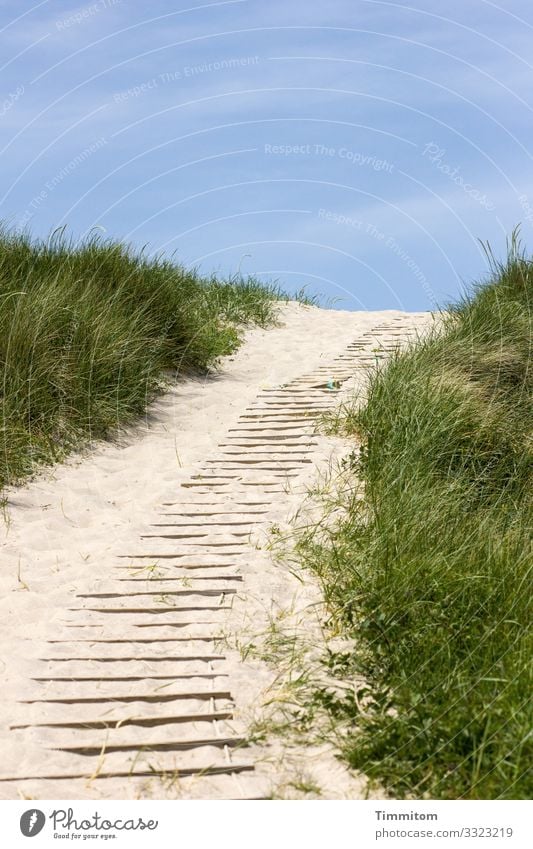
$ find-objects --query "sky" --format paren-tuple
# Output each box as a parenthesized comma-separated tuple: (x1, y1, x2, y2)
(2, 0, 533, 310)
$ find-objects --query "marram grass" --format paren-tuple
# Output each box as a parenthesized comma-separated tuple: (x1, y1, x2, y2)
(297, 237, 532, 799)
(0, 226, 289, 488)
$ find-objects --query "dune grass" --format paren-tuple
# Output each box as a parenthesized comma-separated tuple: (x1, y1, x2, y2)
(0, 226, 287, 488)
(297, 237, 532, 798)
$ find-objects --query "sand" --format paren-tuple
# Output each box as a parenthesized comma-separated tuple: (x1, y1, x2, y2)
(0, 303, 431, 800)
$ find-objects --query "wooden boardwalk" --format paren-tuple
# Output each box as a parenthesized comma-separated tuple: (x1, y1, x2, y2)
(0, 314, 428, 799)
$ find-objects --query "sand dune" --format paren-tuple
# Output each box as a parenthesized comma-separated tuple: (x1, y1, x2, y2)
(0, 303, 430, 800)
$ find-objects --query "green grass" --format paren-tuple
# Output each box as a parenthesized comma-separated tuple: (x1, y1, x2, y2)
(297, 236, 532, 799)
(0, 225, 288, 488)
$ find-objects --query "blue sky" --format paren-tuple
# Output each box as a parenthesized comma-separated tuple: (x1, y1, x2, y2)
(2, 0, 533, 309)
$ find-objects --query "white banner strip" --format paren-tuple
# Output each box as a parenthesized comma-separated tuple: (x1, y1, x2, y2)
(2, 799, 531, 849)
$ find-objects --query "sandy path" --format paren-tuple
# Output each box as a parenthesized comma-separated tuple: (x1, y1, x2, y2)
(0, 304, 430, 800)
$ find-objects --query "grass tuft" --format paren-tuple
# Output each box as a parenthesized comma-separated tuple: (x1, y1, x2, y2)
(0, 225, 288, 488)
(297, 234, 532, 799)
